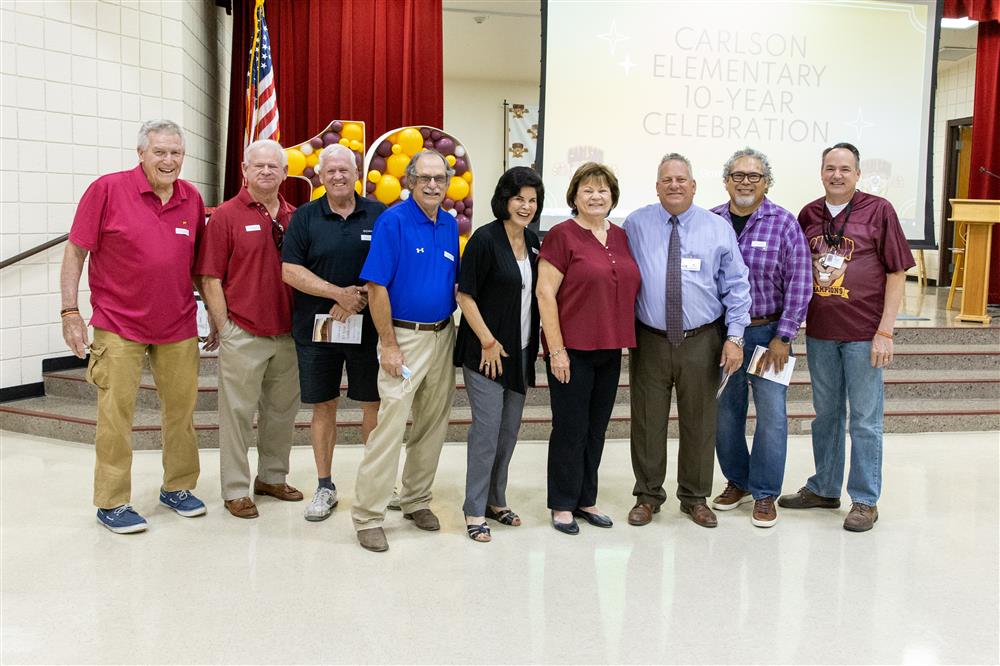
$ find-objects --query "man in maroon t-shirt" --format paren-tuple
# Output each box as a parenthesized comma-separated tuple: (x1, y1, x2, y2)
(61, 119, 209, 534)
(779, 142, 914, 532)
(195, 139, 303, 519)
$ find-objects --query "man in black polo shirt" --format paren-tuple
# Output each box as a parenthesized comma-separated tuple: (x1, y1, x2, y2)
(282, 144, 387, 522)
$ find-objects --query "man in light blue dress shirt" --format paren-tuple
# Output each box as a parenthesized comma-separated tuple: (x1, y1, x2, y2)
(623, 153, 751, 528)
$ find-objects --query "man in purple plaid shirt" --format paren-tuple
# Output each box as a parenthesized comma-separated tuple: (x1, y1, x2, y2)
(709, 147, 812, 528)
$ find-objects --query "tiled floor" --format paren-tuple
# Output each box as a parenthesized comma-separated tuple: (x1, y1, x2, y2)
(1, 430, 997, 664)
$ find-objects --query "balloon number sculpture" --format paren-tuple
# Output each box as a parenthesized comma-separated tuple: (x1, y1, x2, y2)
(283, 121, 366, 201)
(279, 121, 474, 257)
(364, 126, 474, 257)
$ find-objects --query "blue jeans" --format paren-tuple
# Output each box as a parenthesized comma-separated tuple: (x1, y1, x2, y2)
(804, 336, 884, 506)
(716, 322, 789, 499)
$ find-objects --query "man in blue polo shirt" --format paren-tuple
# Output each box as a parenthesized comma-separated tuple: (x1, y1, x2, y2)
(351, 150, 459, 552)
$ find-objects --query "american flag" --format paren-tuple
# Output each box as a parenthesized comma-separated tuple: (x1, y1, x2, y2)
(244, 0, 279, 147)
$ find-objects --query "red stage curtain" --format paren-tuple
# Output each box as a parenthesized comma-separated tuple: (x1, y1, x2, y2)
(223, 0, 443, 203)
(943, 0, 1000, 21)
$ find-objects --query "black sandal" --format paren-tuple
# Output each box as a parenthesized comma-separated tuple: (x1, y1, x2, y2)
(486, 507, 521, 526)
(466, 521, 491, 542)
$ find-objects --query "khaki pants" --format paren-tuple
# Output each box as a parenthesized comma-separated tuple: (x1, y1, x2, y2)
(352, 321, 456, 530)
(218, 320, 300, 501)
(88, 328, 200, 508)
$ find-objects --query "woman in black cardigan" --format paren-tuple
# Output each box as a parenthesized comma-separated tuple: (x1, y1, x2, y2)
(454, 167, 544, 542)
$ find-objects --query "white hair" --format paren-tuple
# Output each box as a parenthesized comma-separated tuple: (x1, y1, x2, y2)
(317, 144, 357, 173)
(137, 119, 183, 151)
(243, 139, 287, 168)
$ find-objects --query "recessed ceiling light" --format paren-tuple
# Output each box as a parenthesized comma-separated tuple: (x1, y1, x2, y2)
(941, 16, 977, 29)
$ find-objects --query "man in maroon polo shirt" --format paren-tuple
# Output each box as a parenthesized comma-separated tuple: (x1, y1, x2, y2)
(195, 140, 302, 518)
(195, 139, 303, 519)
(61, 119, 210, 534)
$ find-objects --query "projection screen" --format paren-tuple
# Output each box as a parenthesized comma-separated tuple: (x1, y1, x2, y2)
(537, 0, 939, 246)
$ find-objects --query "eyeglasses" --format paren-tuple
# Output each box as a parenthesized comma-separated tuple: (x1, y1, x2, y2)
(270, 218, 284, 251)
(729, 172, 765, 184)
(414, 174, 448, 186)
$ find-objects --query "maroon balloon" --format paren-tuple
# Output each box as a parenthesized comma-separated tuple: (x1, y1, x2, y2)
(310, 175, 321, 187)
(434, 137, 455, 155)
(443, 198, 455, 210)
(463, 203, 472, 216)
(366, 182, 376, 193)
(303, 167, 315, 179)
(370, 156, 386, 173)
(310, 137, 323, 149)
(322, 133, 337, 146)
(457, 216, 472, 236)
(376, 140, 392, 157)
(355, 152, 363, 167)
(453, 201, 465, 214)
(463, 197, 474, 208)
(453, 157, 467, 175)
(423, 139, 434, 149)
(430, 129, 442, 141)
(419, 127, 431, 138)
(331, 121, 343, 132)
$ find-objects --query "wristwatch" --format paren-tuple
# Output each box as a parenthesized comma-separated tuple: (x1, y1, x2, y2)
(726, 335, 744, 348)
(779, 335, 791, 344)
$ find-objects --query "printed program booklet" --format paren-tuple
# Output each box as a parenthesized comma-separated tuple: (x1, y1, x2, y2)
(312, 314, 363, 344)
(747, 344, 796, 386)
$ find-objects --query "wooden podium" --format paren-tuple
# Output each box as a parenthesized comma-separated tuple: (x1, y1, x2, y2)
(949, 199, 1000, 323)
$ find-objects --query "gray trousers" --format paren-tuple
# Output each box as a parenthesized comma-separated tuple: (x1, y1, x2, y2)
(462, 351, 529, 516)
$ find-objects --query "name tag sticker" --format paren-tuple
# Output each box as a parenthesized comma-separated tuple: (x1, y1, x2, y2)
(681, 257, 701, 271)
(244, 224, 261, 232)
(175, 228, 190, 236)
(361, 234, 371, 241)
(751, 240, 767, 249)
(823, 253, 845, 269)
(443, 250, 455, 262)
(531, 247, 539, 254)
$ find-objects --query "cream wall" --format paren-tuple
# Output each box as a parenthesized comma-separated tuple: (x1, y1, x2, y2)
(926, 54, 977, 282)
(443, 77, 539, 229)
(0, 0, 231, 389)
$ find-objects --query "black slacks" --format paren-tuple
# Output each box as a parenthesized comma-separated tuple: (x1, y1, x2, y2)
(546, 348, 622, 511)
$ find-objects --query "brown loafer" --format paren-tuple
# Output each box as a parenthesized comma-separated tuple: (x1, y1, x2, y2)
(224, 497, 259, 519)
(681, 502, 718, 528)
(357, 527, 389, 552)
(403, 508, 440, 531)
(253, 477, 304, 502)
(843, 503, 878, 532)
(627, 502, 660, 526)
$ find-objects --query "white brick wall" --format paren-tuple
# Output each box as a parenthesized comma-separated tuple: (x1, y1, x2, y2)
(1, 0, 232, 388)
(925, 54, 977, 282)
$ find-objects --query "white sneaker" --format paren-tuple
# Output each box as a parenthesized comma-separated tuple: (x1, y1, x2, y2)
(304, 487, 338, 522)
(387, 489, 401, 511)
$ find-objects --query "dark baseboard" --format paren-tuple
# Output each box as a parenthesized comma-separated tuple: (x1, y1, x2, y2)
(0, 382, 44, 403)
(42, 354, 88, 372)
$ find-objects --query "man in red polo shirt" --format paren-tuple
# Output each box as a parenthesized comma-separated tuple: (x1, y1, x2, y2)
(61, 119, 209, 534)
(195, 139, 303, 519)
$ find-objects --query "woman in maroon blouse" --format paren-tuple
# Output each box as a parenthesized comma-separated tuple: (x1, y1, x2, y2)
(536, 162, 641, 534)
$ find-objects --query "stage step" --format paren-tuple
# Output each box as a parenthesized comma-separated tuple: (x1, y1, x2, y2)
(3, 326, 998, 447)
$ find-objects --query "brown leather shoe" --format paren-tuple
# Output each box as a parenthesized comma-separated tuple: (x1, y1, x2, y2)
(843, 503, 878, 532)
(681, 502, 718, 528)
(224, 497, 259, 519)
(403, 508, 440, 531)
(627, 502, 660, 526)
(357, 527, 389, 552)
(712, 481, 753, 511)
(253, 477, 304, 502)
(777, 486, 840, 509)
(751, 496, 778, 528)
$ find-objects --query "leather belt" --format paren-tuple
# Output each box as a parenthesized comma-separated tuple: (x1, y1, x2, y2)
(392, 318, 450, 332)
(749, 312, 781, 327)
(637, 319, 720, 340)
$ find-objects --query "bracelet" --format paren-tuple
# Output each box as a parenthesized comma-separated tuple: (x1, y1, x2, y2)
(550, 347, 566, 357)
(875, 329, 894, 340)
(60, 308, 80, 318)
(482, 338, 497, 350)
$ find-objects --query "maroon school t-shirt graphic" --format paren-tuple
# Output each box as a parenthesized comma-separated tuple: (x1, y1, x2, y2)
(808, 235, 855, 299)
